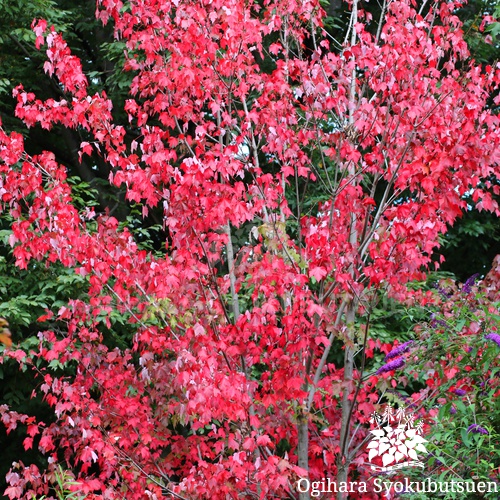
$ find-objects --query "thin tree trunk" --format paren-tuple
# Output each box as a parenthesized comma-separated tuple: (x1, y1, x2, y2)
(297, 409, 310, 500)
(336, 303, 355, 499)
(225, 223, 263, 498)
(336, 0, 358, 495)
(225, 223, 240, 319)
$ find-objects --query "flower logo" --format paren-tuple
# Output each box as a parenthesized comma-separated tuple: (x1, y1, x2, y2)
(367, 405, 428, 472)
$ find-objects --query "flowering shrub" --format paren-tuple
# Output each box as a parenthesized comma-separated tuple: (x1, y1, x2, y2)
(393, 272, 500, 497)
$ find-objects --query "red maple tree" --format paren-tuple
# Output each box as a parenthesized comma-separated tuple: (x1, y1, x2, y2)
(0, 0, 499, 498)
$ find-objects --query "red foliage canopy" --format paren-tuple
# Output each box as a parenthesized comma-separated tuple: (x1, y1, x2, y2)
(0, 0, 499, 498)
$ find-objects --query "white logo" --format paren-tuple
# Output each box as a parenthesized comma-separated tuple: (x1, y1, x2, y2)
(367, 405, 428, 472)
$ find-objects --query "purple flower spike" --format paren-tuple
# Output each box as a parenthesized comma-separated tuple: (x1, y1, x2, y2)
(433, 283, 452, 299)
(485, 333, 500, 348)
(467, 424, 488, 435)
(376, 357, 406, 375)
(454, 389, 467, 396)
(385, 341, 414, 361)
(462, 274, 479, 294)
(450, 406, 457, 414)
(429, 313, 447, 328)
